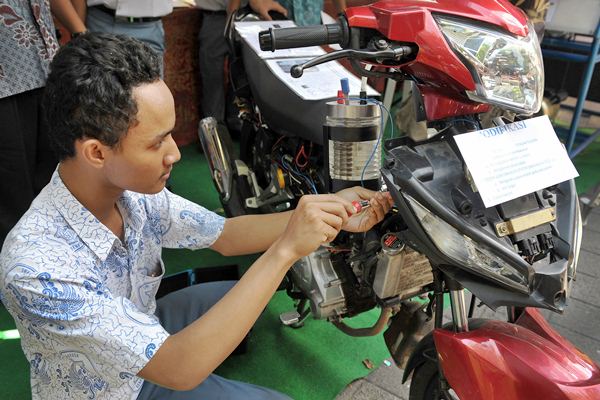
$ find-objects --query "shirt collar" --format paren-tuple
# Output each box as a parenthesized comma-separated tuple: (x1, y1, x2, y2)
(48, 169, 142, 262)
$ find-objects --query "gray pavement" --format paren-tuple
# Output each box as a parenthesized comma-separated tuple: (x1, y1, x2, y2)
(336, 206, 600, 400)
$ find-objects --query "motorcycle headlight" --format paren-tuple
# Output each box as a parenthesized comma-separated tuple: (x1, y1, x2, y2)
(434, 15, 544, 115)
(406, 195, 529, 293)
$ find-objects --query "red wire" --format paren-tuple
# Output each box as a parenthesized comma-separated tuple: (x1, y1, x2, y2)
(271, 136, 285, 154)
(295, 144, 308, 168)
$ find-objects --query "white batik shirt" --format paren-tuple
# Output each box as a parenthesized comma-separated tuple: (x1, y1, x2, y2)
(0, 170, 225, 399)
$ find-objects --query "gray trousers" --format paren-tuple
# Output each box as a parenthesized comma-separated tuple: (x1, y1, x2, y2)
(137, 282, 292, 400)
(85, 6, 165, 75)
(198, 12, 229, 122)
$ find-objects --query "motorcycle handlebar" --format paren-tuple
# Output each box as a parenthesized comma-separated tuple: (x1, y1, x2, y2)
(259, 22, 349, 52)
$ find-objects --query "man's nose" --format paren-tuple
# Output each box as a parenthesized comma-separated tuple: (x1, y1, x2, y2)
(165, 136, 181, 165)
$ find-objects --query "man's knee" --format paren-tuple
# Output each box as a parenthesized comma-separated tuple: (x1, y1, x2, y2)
(158, 280, 236, 312)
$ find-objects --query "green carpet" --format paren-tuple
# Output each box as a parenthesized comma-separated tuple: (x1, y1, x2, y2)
(167, 145, 392, 399)
(2, 124, 600, 399)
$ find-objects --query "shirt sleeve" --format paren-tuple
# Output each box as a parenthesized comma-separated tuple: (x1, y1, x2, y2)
(1, 260, 170, 389)
(147, 189, 226, 250)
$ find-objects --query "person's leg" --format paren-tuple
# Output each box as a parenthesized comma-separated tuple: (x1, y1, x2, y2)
(0, 88, 55, 247)
(155, 281, 236, 334)
(198, 12, 229, 122)
(85, 6, 116, 35)
(33, 88, 57, 194)
(86, 8, 165, 75)
(137, 282, 292, 400)
(115, 20, 165, 67)
(138, 373, 292, 400)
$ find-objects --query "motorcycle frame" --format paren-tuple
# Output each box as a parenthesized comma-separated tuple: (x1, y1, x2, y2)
(221, 4, 600, 397)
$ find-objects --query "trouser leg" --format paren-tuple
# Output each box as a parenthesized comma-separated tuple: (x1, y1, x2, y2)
(198, 12, 229, 122)
(86, 8, 165, 76)
(0, 88, 56, 248)
(138, 282, 293, 399)
(138, 373, 292, 400)
(155, 281, 236, 334)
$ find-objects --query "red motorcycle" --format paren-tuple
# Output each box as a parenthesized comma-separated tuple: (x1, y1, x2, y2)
(200, 1, 600, 398)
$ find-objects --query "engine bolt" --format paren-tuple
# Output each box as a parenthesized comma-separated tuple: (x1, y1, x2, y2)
(375, 39, 388, 49)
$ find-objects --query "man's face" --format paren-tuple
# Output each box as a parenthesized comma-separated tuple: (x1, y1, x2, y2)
(103, 80, 180, 194)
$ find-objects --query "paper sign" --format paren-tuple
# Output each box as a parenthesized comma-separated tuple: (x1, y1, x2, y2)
(454, 116, 578, 208)
(264, 58, 379, 100)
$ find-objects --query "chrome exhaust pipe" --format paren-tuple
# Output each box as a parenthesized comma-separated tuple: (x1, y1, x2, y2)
(198, 117, 233, 202)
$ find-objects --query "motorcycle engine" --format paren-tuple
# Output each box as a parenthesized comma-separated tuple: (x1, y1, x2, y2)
(288, 232, 434, 320)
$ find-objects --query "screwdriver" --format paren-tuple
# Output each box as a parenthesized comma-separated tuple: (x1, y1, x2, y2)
(350, 186, 390, 215)
(352, 200, 371, 214)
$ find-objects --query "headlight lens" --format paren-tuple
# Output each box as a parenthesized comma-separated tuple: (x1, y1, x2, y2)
(406, 195, 529, 292)
(435, 16, 544, 115)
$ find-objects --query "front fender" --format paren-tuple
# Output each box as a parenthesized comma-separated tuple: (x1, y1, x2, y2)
(434, 317, 600, 400)
(401, 328, 435, 383)
(402, 319, 489, 383)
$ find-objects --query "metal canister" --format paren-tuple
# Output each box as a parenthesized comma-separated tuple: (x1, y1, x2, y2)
(323, 100, 381, 192)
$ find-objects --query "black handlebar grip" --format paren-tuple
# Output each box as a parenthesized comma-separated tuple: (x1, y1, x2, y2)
(259, 23, 347, 52)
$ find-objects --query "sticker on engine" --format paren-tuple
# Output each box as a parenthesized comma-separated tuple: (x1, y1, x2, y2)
(453, 116, 578, 208)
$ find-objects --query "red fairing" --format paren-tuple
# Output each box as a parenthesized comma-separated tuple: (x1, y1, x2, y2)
(345, 1, 529, 120)
(419, 86, 490, 120)
(433, 310, 600, 400)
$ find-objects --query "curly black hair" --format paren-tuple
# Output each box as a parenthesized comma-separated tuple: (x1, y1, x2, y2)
(43, 33, 161, 160)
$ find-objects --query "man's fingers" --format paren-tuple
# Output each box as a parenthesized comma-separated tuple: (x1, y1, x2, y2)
(271, 1, 288, 16)
(318, 210, 344, 232)
(354, 186, 376, 200)
(368, 202, 384, 223)
(310, 202, 350, 226)
(259, 10, 273, 20)
(300, 194, 355, 216)
(321, 224, 340, 243)
(369, 192, 387, 221)
(384, 192, 395, 207)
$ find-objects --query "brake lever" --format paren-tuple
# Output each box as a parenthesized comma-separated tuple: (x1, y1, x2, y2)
(290, 45, 413, 78)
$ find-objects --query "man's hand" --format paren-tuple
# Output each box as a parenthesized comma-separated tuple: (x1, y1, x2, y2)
(249, 0, 288, 20)
(273, 194, 355, 260)
(336, 187, 394, 233)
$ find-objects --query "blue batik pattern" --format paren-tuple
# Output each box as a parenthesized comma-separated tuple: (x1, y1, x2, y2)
(0, 169, 226, 400)
(279, 0, 324, 26)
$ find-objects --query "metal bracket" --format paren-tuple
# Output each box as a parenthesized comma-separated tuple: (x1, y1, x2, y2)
(279, 310, 301, 326)
(234, 159, 293, 209)
(495, 207, 556, 237)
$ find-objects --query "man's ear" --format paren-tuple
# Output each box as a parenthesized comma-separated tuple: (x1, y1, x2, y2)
(77, 139, 109, 168)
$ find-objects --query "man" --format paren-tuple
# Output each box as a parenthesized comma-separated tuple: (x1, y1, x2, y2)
(197, 0, 288, 126)
(278, 0, 346, 26)
(0, 1, 60, 249)
(0, 33, 392, 399)
(52, 0, 171, 70)
(197, 0, 345, 127)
